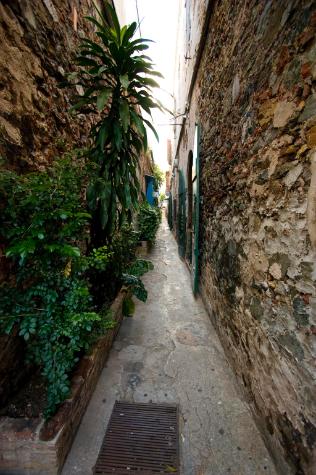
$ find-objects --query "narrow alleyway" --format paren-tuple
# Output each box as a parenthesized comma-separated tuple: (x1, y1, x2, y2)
(63, 217, 277, 475)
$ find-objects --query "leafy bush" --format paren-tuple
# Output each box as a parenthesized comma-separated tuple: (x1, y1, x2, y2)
(88, 225, 140, 307)
(153, 164, 164, 191)
(0, 156, 106, 418)
(138, 203, 161, 242)
(0, 155, 155, 417)
(83, 246, 113, 271)
(127, 259, 154, 277)
(109, 225, 140, 278)
(0, 155, 90, 265)
(88, 307, 116, 342)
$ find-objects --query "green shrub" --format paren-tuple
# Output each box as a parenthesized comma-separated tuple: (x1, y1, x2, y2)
(87, 225, 140, 307)
(138, 203, 161, 242)
(0, 156, 105, 418)
(0, 151, 157, 419)
(153, 164, 164, 191)
(109, 225, 140, 277)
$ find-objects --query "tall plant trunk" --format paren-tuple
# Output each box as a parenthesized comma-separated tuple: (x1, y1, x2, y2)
(89, 84, 121, 249)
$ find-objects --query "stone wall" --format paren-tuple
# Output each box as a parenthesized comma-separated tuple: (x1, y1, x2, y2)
(173, 0, 316, 473)
(0, 0, 99, 410)
(0, 0, 99, 170)
(198, 1, 316, 473)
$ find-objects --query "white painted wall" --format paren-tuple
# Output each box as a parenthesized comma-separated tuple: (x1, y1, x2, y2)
(173, 0, 209, 161)
(113, 0, 126, 25)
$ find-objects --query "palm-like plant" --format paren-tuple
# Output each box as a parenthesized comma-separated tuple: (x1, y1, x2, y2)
(68, 2, 162, 244)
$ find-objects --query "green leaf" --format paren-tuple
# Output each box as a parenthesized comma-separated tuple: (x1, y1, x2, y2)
(87, 182, 97, 210)
(98, 121, 110, 150)
(124, 181, 132, 208)
(76, 56, 99, 68)
(113, 123, 122, 150)
(107, 4, 121, 39)
(69, 97, 90, 113)
(81, 38, 105, 56)
(122, 297, 135, 317)
(121, 273, 148, 302)
(139, 77, 160, 88)
(119, 74, 130, 89)
(143, 126, 148, 151)
(120, 25, 128, 44)
(84, 15, 104, 32)
(130, 38, 154, 46)
(97, 180, 112, 229)
(122, 22, 137, 44)
(119, 100, 130, 132)
(132, 44, 150, 51)
(143, 118, 159, 142)
(97, 88, 111, 111)
(45, 244, 81, 257)
(6, 238, 36, 259)
(130, 110, 145, 137)
(148, 70, 164, 78)
(100, 196, 109, 229)
(127, 259, 154, 277)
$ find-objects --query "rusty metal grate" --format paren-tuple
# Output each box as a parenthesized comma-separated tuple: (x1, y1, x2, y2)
(94, 401, 179, 474)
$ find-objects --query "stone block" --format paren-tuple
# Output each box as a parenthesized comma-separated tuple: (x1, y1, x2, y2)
(299, 94, 316, 122)
(307, 125, 316, 147)
(273, 101, 296, 128)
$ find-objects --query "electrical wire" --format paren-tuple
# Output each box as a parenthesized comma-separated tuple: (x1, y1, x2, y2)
(135, 0, 142, 37)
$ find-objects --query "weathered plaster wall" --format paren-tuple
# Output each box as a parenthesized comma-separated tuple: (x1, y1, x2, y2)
(173, 0, 316, 473)
(173, 0, 208, 146)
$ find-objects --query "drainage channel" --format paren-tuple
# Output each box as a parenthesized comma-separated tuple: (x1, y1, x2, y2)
(93, 401, 179, 474)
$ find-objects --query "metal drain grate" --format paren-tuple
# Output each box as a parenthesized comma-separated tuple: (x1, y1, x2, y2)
(94, 401, 179, 474)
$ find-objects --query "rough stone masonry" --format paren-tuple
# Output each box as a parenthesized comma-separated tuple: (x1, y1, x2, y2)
(0, 0, 98, 408)
(194, 1, 316, 473)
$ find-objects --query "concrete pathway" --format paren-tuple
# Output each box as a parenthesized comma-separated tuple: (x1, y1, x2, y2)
(62, 216, 277, 475)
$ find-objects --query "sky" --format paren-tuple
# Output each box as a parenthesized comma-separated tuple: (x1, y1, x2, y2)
(120, 0, 181, 172)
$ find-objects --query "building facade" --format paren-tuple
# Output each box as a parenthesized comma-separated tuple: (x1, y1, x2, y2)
(170, 1, 316, 473)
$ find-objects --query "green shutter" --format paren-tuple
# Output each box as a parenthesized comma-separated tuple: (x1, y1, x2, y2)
(177, 170, 186, 258)
(192, 124, 200, 294)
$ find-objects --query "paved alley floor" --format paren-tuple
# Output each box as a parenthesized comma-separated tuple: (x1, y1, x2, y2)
(62, 217, 277, 475)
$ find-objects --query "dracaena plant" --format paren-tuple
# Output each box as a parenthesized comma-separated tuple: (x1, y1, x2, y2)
(67, 2, 162, 245)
